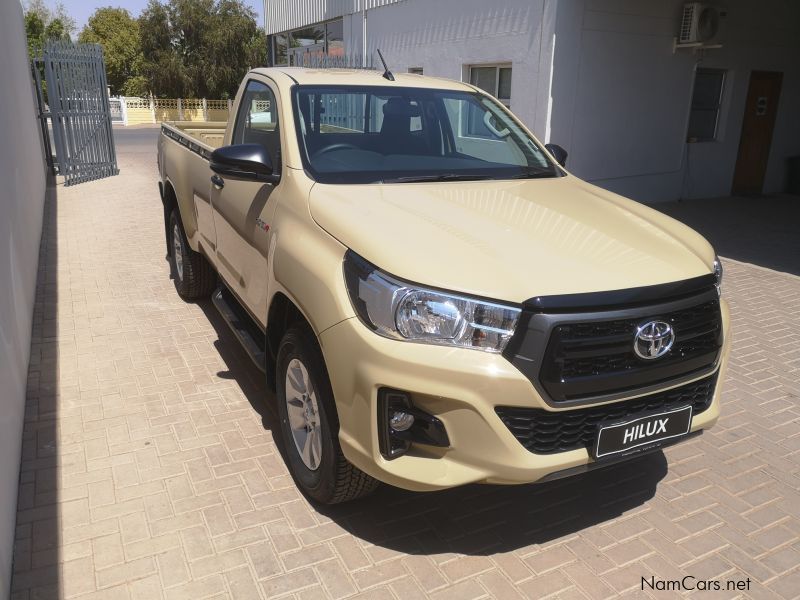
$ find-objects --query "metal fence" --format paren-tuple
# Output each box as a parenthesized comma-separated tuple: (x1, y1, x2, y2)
(294, 53, 376, 70)
(33, 41, 119, 186)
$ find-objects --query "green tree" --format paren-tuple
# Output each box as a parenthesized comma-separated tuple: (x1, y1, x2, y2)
(24, 1, 74, 101)
(25, 0, 76, 40)
(25, 1, 73, 60)
(79, 8, 145, 96)
(139, 0, 266, 98)
(25, 11, 46, 58)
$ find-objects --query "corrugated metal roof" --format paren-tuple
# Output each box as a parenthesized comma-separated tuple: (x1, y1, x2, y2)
(265, 0, 405, 34)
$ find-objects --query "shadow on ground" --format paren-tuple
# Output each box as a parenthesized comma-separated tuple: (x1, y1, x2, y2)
(658, 194, 800, 276)
(12, 178, 61, 596)
(316, 452, 666, 555)
(199, 296, 667, 556)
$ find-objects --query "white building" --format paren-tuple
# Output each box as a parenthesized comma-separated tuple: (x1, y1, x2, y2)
(263, 0, 799, 202)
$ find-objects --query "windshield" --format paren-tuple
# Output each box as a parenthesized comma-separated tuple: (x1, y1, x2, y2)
(291, 85, 560, 184)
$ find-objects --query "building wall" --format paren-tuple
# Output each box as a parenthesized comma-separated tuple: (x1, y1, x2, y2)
(344, 0, 553, 138)
(0, 1, 47, 596)
(551, 0, 800, 202)
(265, 0, 405, 34)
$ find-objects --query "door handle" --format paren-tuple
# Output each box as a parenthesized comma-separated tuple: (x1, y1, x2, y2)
(211, 174, 224, 189)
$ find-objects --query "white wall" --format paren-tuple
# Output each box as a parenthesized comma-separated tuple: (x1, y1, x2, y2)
(550, 0, 800, 202)
(264, 0, 405, 34)
(345, 0, 553, 137)
(0, 1, 47, 596)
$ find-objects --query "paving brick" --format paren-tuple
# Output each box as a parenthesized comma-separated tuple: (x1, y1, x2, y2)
(10, 133, 800, 600)
(224, 565, 264, 600)
(91, 534, 125, 570)
(260, 566, 318, 598)
(95, 557, 156, 589)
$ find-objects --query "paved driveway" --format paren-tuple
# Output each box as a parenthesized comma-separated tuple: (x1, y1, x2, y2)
(11, 128, 800, 599)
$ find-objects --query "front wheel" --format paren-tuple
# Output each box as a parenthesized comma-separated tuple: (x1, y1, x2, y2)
(276, 326, 378, 504)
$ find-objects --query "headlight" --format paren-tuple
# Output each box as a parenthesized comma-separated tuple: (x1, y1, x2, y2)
(343, 251, 521, 353)
(713, 256, 723, 295)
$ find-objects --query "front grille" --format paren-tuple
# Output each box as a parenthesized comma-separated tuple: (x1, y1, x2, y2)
(539, 299, 722, 402)
(495, 374, 717, 455)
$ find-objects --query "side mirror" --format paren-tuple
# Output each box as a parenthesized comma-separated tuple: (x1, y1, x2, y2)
(210, 143, 279, 184)
(545, 143, 568, 167)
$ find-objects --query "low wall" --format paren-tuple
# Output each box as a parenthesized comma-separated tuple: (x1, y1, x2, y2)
(121, 98, 231, 125)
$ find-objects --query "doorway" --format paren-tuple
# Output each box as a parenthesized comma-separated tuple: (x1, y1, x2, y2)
(731, 70, 783, 195)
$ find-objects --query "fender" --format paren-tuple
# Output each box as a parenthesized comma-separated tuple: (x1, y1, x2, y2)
(268, 175, 356, 338)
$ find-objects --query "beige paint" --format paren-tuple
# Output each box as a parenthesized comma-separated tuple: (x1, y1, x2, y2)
(159, 67, 730, 490)
(0, 1, 47, 594)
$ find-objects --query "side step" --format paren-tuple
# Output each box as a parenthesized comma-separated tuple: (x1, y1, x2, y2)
(212, 286, 266, 373)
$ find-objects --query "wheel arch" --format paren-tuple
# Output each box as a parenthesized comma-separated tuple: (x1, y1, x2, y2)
(266, 291, 310, 364)
(161, 179, 178, 256)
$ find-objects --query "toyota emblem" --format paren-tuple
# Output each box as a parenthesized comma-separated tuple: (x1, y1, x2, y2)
(634, 320, 675, 360)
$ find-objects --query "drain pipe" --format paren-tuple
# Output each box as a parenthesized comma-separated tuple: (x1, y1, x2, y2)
(362, 7, 368, 67)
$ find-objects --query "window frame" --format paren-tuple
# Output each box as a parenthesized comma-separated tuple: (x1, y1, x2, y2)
(687, 67, 726, 143)
(231, 78, 283, 171)
(232, 79, 278, 143)
(272, 18, 346, 67)
(467, 63, 512, 107)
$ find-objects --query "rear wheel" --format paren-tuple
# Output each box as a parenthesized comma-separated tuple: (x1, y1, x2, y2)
(276, 326, 379, 504)
(168, 210, 215, 300)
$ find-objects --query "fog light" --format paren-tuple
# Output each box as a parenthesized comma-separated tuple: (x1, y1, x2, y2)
(378, 388, 450, 460)
(390, 411, 415, 432)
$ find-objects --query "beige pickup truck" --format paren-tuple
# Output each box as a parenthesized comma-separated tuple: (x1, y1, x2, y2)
(158, 67, 730, 504)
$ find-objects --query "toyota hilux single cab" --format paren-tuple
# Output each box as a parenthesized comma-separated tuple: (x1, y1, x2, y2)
(157, 67, 730, 504)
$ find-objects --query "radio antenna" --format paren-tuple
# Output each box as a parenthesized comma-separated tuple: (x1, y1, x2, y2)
(376, 49, 395, 81)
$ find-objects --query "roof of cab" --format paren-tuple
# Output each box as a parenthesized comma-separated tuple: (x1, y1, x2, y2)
(249, 67, 475, 92)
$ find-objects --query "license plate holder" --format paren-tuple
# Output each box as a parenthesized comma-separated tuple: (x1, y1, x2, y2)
(593, 404, 693, 460)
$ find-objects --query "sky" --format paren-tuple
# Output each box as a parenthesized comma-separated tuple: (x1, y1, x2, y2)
(49, 0, 265, 34)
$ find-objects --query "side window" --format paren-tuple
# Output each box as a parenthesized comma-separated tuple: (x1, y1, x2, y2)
(232, 80, 281, 166)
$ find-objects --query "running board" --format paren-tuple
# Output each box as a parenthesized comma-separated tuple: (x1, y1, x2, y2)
(212, 287, 266, 373)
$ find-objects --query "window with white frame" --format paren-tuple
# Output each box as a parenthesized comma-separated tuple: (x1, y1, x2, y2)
(271, 19, 344, 67)
(468, 64, 512, 106)
(687, 68, 725, 142)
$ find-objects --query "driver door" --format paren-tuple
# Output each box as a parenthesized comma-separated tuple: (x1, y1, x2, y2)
(211, 78, 283, 322)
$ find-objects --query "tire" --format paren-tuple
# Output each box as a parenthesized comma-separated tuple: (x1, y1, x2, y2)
(276, 326, 379, 504)
(168, 209, 215, 300)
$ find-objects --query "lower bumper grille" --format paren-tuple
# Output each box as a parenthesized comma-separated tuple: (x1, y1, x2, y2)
(495, 374, 717, 455)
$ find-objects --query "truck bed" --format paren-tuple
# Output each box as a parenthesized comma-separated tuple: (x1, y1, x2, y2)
(161, 121, 228, 153)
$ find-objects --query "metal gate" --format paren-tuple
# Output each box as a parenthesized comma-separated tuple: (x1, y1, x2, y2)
(33, 41, 119, 186)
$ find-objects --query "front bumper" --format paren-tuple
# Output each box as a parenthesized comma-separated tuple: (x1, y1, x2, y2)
(318, 299, 730, 492)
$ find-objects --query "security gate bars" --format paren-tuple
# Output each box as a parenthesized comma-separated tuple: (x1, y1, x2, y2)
(34, 41, 119, 186)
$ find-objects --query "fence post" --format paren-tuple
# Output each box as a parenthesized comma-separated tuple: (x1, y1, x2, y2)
(149, 96, 155, 123)
(227, 99, 232, 118)
(120, 97, 128, 126)
(202, 98, 208, 121)
(177, 98, 183, 120)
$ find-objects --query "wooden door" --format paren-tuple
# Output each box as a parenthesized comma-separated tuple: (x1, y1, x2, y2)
(732, 71, 783, 195)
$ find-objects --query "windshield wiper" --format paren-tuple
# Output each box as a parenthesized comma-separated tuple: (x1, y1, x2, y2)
(382, 173, 494, 184)
(508, 168, 557, 179)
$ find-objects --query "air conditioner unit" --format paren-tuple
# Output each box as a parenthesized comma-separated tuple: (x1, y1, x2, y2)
(679, 3, 721, 43)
